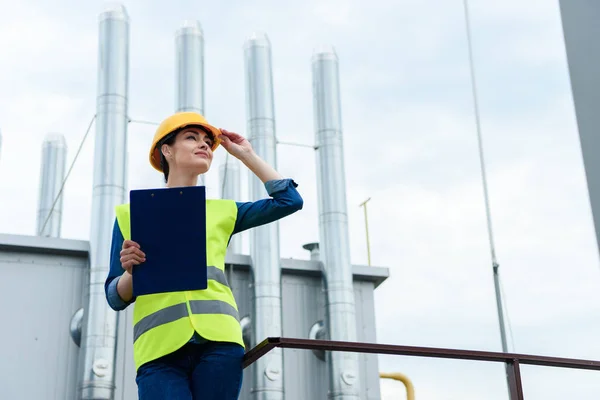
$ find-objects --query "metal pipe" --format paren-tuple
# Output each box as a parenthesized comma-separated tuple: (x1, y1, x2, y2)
(380, 372, 415, 400)
(302, 242, 320, 261)
(70, 308, 84, 347)
(358, 198, 372, 266)
(176, 20, 206, 186)
(244, 31, 284, 399)
(312, 45, 361, 399)
(78, 5, 129, 399)
(220, 156, 242, 253)
(36, 133, 67, 237)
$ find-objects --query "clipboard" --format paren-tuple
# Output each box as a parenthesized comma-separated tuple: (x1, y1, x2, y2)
(129, 186, 208, 296)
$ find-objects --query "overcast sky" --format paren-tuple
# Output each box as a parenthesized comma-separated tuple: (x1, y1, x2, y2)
(1, 0, 600, 398)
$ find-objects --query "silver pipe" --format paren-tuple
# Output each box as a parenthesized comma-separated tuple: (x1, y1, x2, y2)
(219, 157, 242, 253)
(312, 46, 360, 399)
(244, 32, 284, 399)
(36, 133, 67, 237)
(78, 5, 129, 399)
(176, 20, 206, 186)
(70, 308, 85, 347)
(302, 242, 320, 261)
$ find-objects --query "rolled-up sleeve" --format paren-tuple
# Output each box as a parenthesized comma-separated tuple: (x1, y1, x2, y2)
(232, 178, 303, 235)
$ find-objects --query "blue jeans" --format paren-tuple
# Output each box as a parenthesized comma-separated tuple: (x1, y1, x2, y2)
(136, 341, 245, 400)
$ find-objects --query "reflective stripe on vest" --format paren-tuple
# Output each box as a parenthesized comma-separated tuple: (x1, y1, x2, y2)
(114, 199, 243, 371)
(133, 300, 240, 342)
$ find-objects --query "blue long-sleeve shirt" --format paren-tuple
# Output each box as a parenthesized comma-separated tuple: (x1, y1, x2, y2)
(105, 178, 303, 311)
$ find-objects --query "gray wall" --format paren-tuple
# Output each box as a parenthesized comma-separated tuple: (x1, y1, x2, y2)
(559, 1, 600, 259)
(0, 234, 88, 400)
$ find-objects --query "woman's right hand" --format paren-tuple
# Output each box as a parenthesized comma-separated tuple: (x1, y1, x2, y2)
(120, 240, 146, 274)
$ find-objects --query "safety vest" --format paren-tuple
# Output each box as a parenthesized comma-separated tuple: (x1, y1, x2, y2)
(114, 199, 244, 371)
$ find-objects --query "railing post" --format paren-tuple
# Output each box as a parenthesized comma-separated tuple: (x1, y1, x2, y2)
(506, 359, 524, 400)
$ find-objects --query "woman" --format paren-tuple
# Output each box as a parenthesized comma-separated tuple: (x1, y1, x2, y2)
(104, 111, 303, 400)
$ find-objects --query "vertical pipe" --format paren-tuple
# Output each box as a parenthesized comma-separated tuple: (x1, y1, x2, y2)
(244, 32, 284, 399)
(175, 20, 206, 186)
(312, 46, 360, 399)
(220, 157, 242, 253)
(359, 198, 372, 266)
(78, 5, 129, 399)
(36, 133, 67, 237)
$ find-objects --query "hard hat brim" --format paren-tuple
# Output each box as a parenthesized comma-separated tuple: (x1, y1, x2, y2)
(149, 122, 221, 172)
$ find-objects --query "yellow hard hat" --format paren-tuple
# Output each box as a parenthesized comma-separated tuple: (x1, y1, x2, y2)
(149, 111, 222, 172)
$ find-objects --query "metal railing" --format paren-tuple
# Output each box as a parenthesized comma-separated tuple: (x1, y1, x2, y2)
(243, 337, 600, 400)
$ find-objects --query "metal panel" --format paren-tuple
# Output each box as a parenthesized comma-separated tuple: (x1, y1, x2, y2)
(0, 233, 89, 256)
(559, 1, 600, 261)
(0, 249, 87, 400)
(79, 5, 130, 399)
(281, 274, 328, 400)
(353, 281, 382, 400)
(36, 133, 67, 237)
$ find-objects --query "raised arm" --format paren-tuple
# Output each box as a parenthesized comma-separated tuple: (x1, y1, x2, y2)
(219, 129, 282, 184)
(218, 129, 303, 234)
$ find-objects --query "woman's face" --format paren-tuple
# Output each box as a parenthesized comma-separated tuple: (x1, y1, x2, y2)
(162, 126, 214, 175)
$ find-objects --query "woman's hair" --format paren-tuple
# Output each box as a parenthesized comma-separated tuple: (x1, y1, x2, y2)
(157, 126, 216, 183)
(158, 130, 178, 183)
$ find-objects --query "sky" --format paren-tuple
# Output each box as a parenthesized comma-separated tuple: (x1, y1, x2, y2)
(1, 0, 600, 398)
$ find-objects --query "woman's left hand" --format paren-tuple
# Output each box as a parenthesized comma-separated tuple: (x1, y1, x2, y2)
(219, 129, 254, 160)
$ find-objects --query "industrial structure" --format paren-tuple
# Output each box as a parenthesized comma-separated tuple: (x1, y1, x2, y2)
(0, 4, 388, 400)
(4, 2, 599, 399)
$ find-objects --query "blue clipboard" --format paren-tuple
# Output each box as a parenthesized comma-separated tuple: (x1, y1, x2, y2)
(129, 186, 208, 296)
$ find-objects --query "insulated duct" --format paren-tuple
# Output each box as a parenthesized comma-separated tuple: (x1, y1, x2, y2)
(244, 32, 284, 399)
(312, 46, 360, 399)
(176, 20, 206, 186)
(78, 5, 129, 399)
(220, 158, 242, 253)
(36, 133, 67, 237)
